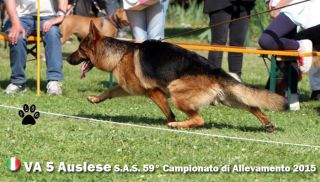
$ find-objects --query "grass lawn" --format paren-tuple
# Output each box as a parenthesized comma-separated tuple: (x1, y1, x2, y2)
(0, 38, 319, 181)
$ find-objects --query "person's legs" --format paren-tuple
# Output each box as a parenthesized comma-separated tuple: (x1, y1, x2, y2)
(228, 5, 250, 77)
(145, 0, 169, 40)
(208, 9, 231, 69)
(277, 24, 299, 95)
(289, 61, 301, 110)
(276, 61, 299, 93)
(74, 0, 92, 16)
(3, 16, 33, 85)
(259, 13, 303, 110)
(126, 9, 147, 41)
(40, 16, 63, 82)
(295, 25, 320, 100)
(259, 13, 299, 50)
(40, 16, 63, 95)
(295, 24, 320, 50)
(309, 66, 320, 100)
(104, 0, 118, 15)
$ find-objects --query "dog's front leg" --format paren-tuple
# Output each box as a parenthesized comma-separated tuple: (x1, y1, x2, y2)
(87, 85, 129, 103)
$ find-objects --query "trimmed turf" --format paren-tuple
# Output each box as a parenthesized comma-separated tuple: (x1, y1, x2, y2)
(0, 41, 319, 181)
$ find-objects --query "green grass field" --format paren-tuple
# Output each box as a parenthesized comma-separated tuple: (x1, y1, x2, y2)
(0, 39, 319, 181)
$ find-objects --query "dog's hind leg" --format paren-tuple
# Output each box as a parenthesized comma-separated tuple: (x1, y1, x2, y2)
(167, 92, 205, 128)
(146, 89, 176, 123)
(87, 85, 130, 103)
(167, 110, 204, 129)
(249, 107, 275, 132)
(166, 78, 215, 128)
(220, 99, 275, 132)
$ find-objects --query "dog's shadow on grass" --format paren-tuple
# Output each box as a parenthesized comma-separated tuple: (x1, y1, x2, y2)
(204, 122, 284, 133)
(77, 113, 167, 125)
(77, 112, 281, 133)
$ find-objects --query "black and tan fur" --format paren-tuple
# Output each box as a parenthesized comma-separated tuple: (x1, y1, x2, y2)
(67, 22, 287, 132)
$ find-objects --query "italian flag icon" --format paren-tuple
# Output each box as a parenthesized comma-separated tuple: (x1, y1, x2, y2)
(6, 157, 21, 172)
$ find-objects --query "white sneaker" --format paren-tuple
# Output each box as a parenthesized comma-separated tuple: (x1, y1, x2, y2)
(289, 93, 300, 111)
(298, 39, 313, 73)
(4, 83, 26, 94)
(46, 81, 62, 96)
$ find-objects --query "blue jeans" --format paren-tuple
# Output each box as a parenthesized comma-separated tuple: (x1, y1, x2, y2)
(104, 0, 119, 15)
(126, 0, 169, 41)
(4, 16, 63, 85)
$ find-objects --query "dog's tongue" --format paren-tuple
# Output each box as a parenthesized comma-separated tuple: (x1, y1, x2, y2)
(80, 62, 89, 79)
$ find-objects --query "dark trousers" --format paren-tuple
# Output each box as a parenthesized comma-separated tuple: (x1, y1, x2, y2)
(259, 13, 299, 50)
(208, 5, 251, 77)
(259, 13, 300, 93)
(295, 24, 320, 50)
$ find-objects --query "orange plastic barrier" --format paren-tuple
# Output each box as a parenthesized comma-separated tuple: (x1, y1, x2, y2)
(172, 42, 320, 57)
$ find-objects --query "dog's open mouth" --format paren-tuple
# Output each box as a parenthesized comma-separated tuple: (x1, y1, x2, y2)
(80, 61, 94, 79)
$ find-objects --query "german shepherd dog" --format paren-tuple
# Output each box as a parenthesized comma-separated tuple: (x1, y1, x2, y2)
(67, 22, 287, 132)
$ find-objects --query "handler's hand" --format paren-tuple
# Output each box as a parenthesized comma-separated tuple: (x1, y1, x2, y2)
(270, 9, 281, 18)
(268, 0, 281, 18)
(42, 19, 55, 33)
(42, 16, 64, 32)
(268, 0, 274, 10)
(8, 23, 26, 45)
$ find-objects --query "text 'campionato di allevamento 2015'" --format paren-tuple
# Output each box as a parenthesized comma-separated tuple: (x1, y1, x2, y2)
(17, 161, 318, 174)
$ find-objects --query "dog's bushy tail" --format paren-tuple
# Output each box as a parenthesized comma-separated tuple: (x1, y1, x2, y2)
(227, 84, 287, 111)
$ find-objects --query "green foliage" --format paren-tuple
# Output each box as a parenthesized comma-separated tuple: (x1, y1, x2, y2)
(249, 0, 272, 44)
(167, 0, 208, 28)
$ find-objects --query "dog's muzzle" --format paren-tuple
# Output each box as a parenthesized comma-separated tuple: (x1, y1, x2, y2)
(67, 51, 94, 79)
(67, 51, 86, 65)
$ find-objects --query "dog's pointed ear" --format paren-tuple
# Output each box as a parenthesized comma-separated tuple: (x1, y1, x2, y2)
(116, 8, 130, 27)
(88, 20, 101, 41)
(121, 17, 130, 27)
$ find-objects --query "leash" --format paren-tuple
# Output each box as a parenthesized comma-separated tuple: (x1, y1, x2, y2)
(92, 0, 107, 16)
(71, 0, 107, 16)
(161, 0, 311, 41)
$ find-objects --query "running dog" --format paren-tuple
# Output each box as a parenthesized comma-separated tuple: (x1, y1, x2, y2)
(67, 22, 287, 132)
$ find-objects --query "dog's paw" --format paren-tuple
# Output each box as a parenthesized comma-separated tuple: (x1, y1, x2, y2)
(168, 121, 205, 129)
(87, 96, 100, 103)
(265, 124, 275, 133)
(167, 122, 179, 129)
(167, 122, 189, 129)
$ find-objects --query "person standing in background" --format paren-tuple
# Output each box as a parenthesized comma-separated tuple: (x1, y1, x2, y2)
(203, 0, 256, 79)
(103, 0, 119, 15)
(296, 23, 320, 101)
(125, 0, 169, 41)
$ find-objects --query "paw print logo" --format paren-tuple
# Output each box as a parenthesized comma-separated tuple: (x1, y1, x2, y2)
(19, 104, 40, 125)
